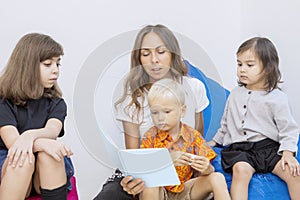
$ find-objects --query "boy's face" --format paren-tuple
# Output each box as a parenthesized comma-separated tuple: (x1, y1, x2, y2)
(149, 94, 186, 136)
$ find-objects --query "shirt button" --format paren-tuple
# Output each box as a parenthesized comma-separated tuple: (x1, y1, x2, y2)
(170, 147, 174, 150)
(241, 120, 245, 124)
(243, 131, 247, 135)
(248, 91, 252, 94)
(243, 105, 247, 109)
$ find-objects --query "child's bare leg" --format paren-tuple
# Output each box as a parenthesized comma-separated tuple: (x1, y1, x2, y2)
(231, 162, 255, 200)
(140, 187, 163, 200)
(190, 172, 230, 200)
(0, 156, 35, 200)
(272, 160, 300, 200)
(33, 151, 66, 193)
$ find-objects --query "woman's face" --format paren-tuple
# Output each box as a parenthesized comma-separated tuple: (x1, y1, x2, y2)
(140, 32, 172, 82)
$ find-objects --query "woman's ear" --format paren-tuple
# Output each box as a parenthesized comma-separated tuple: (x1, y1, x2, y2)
(180, 104, 187, 118)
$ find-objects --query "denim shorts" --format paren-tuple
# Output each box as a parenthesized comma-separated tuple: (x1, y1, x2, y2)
(0, 149, 74, 190)
(0, 149, 8, 183)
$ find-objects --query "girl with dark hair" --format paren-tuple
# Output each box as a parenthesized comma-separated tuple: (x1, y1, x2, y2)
(0, 33, 73, 200)
(209, 37, 300, 200)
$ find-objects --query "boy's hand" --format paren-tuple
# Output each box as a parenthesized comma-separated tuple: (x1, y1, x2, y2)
(170, 150, 193, 166)
(189, 154, 213, 175)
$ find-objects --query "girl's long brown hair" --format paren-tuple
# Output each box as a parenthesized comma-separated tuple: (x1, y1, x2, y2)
(0, 33, 64, 105)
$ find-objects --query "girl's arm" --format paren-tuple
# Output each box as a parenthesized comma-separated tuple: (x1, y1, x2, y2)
(122, 121, 140, 149)
(22, 118, 62, 140)
(0, 118, 62, 167)
(0, 125, 21, 149)
(195, 112, 204, 135)
(33, 138, 73, 161)
(0, 125, 34, 167)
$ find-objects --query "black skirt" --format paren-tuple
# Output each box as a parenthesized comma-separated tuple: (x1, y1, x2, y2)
(221, 138, 281, 173)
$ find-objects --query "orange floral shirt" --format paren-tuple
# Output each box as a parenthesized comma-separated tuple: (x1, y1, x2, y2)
(141, 123, 217, 193)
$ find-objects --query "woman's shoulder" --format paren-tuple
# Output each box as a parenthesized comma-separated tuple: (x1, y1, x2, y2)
(182, 76, 206, 91)
(183, 76, 204, 85)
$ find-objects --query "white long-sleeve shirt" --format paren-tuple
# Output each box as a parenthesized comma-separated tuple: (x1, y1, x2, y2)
(213, 86, 299, 154)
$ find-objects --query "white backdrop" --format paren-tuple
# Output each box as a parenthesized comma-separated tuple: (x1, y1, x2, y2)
(1, 1, 300, 199)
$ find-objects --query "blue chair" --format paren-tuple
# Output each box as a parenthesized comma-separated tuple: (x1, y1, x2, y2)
(186, 60, 299, 200)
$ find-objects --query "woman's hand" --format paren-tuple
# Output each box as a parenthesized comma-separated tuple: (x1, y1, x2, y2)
(190, 154, 214, 175)
(34, 138, 73, 161)
(7, 131, 35, 167)
(120, 176, 145, 196)
(281, 151, 300, 177)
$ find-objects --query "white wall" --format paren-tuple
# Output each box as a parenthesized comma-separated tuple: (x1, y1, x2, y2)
(0, 1, 299, 199)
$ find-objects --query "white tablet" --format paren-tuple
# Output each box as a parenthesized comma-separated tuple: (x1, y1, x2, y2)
(119, 148, 180, 188)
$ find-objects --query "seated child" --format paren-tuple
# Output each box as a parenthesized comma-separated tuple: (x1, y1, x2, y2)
(140, 78, 230, 200)
(209, 37, 300, 200)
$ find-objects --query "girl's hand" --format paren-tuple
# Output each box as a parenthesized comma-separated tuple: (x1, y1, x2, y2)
(34, 139, 73, 161)
(120, 176, 145, 196)
(170, 151, 192, 166)
(281, 151, 300, 176)
(189, 154, 213, 175)
(7, 131, 35, 167)
(207, 140, 217, 147)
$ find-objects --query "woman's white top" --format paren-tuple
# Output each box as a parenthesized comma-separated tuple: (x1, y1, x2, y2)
(115, 76, 209, 138)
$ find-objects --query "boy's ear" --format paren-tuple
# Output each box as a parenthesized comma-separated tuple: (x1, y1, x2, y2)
(180, 104, 187, 118)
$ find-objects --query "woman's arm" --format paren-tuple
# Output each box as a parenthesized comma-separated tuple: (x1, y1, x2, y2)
(195, 112, 204, 136)
(122, 121, 140, 149)
(121, 121, 146, 195)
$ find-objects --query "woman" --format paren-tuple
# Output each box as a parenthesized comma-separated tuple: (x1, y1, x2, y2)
(94, 24, 209, 200)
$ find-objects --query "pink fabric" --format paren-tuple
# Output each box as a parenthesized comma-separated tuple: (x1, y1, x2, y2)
(25, 176, 78, 200)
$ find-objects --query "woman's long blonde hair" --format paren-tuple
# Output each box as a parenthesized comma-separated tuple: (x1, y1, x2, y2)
(0, 33, 64, 105)
(115, 24, 188, 119)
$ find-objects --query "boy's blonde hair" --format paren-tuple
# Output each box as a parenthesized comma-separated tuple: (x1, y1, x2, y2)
(148, 78, 185, 106)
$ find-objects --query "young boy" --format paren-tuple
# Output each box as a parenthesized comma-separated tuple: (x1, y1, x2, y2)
(140, 78, 230, 200)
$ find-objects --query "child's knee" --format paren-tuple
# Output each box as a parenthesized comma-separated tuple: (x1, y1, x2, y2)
(36, 152, 64, 167)
(5, 156, 35, 175)
(233, 162, 253, 176)
(208, 172, 226, 184)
